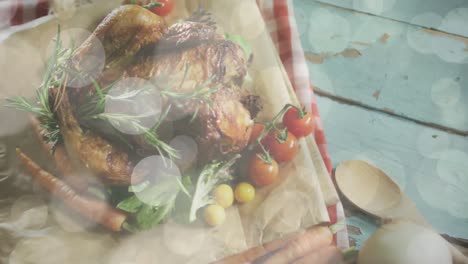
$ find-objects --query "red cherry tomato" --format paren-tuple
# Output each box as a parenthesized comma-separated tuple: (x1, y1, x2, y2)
(282, 107, 314, 138)
(264, 130, 298, 163)
(249, 123, 266, 145)
(149, 0, 174, 17)
(248, 155, 279, 187)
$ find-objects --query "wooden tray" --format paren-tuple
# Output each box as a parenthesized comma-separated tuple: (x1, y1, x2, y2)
(0, 0, 339, 262)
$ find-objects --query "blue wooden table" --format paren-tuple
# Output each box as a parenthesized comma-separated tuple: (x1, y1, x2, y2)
(293, 0, 468, 247)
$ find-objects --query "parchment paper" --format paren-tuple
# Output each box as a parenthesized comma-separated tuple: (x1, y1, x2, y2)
(0, 0, 334, 262)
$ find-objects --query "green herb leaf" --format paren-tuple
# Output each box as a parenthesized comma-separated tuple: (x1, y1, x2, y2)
(117, 177, 181, 230)
(136, 178, 180, 207)
(176, 177, 191, 198)
(189, 155, 240, 222)
(116, 195, 144, 214)
(136, 204, 172, 230)
(79, 81, 180, 162)
(6, 26, 76, 152)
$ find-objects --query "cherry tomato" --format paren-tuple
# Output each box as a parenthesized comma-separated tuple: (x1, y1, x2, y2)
(149, 0, 174, 17)
(249, 123, 266, 145)
(263, 130, 298, 163)
(282, 107, 315, 138)
(248, 155, 279, 187)
(234, 182, 255, 203)
(213, 184, 234, 208)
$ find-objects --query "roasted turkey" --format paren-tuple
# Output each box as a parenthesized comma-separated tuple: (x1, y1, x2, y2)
(51, 5, 259, 185)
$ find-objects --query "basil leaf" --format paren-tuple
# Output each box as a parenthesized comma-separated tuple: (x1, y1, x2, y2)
(136, 178, 180, 207)
(118, 177, 181, 230)
(116, 195, 143, 214)
(136, 204, 173, 230)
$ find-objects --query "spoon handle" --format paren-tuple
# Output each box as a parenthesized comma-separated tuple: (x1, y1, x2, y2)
(448, 242, 468, 264)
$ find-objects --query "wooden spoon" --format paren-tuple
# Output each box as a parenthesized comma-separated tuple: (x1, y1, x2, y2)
(335, 160, 468, 264)
(335, 160, 403, 220)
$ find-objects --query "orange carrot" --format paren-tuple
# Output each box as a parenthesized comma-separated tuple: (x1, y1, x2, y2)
(253, 225, 333, 264)
(29, 115, 89, 192)
(292, 246, 344, 264)
(214, 225, 333, 264)
(16, 148, 127, 232)
(213, 233, 295, 264)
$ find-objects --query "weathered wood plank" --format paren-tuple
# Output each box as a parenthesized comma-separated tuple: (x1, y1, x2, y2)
(313, 0, 468, 37)
(316, 95, 468, 239)
(293, 0, 468, 132)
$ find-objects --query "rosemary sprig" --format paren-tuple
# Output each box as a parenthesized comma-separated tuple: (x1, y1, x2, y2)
(79, 80, 179, 161)
(8, 29, 220, 162)
(160, 77, 221, 104)
(95, 112, 179, 161)
(157, 64, 222, 121)
(6, 26, 74, 151)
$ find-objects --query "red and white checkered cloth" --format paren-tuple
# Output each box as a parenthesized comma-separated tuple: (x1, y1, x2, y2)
(258, 0, 349, 248)
(2, 0, 349, 249)
(0, 0, 49, 27)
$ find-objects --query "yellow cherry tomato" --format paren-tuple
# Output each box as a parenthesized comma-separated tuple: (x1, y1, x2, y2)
(234, 182, 255, 203)
(213, 184, 234, 208)
(203, 204, 226, 227)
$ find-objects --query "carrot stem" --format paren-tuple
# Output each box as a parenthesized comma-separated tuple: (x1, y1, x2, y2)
(16, 148, 127, 232)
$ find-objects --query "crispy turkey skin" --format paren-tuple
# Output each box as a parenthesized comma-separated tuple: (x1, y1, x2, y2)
(54, 7, 258, 183)
(125, 19, 254, 161)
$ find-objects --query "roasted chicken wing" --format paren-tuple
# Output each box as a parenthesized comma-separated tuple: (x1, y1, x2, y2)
(51, 5, 168, 185)
(53, 88, 139, 186)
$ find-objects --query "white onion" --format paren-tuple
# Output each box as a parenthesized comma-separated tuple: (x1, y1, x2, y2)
(358, 221, 452, 264)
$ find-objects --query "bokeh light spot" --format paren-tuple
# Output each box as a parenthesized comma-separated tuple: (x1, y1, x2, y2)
(308, 8, 351, 53)
(9, 235, 69, 264)
(163, 223, 207, 256)
(231, 0, 266, 40)
(440, 8, 468, 37)
(353, 0, 396, 15)
(416, 150, 468, 219)
(416, 129, 450, 159)
(170, 135, 198, 172)
(407, 13, 442, 54)
(105, 78, 163, 135)
(431, 78, 461, 108)
(131, 155, 181, 207)
(9, 195, 48, 230)
(46, 28, 106, 88)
